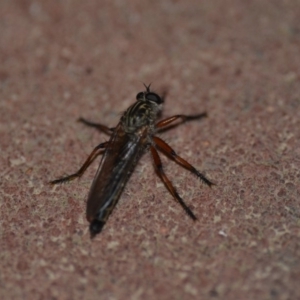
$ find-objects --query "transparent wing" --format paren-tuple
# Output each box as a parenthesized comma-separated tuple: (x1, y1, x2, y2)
(86, 123, 148, 223)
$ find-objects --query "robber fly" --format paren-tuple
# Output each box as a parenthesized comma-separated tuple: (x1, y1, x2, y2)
(50, 84, 214, 238)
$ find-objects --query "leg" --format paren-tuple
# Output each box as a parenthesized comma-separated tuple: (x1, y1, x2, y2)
(78, 117, 114, 135)
(150, 146, 197, 220)
(156, 113, 207, 129)
(153, 136, 214, 187)
(50, 142, 108, 184)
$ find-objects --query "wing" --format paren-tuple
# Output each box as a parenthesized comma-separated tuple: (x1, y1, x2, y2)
(86, 123, 148, 228)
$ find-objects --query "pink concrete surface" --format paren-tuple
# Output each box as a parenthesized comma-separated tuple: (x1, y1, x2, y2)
(1, 1, 300, 299)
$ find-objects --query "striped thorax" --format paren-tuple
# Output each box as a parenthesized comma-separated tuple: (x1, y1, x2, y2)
(122, 88, 163, 133)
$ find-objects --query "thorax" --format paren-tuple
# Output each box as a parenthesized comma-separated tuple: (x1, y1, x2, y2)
(121, 100, 160, 134)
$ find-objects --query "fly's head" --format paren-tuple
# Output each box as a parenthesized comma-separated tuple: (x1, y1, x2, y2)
(123, 84, 163, 132)
(136, 83, 163, 106)
(135, 83, 163, 118)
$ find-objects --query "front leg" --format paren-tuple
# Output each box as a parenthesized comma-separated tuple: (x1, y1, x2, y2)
(78, 117, 114, 135)
(156, 113, 207, 129)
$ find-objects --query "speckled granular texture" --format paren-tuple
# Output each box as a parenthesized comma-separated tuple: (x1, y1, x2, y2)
(1, 1, 300, 299)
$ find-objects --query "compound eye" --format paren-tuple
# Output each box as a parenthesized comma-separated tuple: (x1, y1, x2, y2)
(136, 92, 144, 101)
(146, 92, 162, 104)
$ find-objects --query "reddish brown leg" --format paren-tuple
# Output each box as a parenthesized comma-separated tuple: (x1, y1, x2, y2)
(78, 117, 114, 135)
(153, 136, 214, 187)
(50, 142, 108, 184)
(156, 113, 207, 129)
(150, 146, 197, 220)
